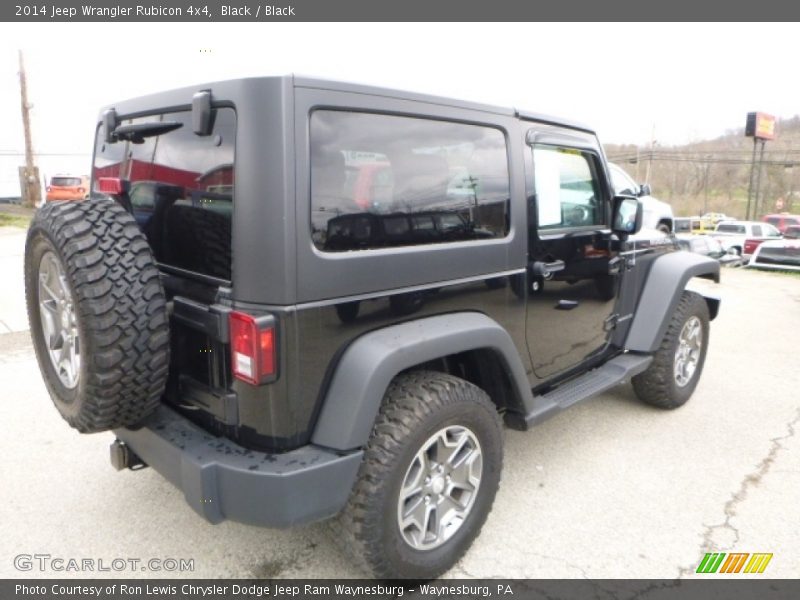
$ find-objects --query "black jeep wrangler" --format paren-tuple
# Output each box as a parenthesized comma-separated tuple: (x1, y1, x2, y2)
(24, 76, 720, 579)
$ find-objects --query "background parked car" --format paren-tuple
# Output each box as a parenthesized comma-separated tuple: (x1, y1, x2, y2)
(710, 220, 781, 257)
(674, 215, 715, 235)
(45, 175, 90, 202)
(675, 233, 741, 266)
(748, 225, 800, 271)
(701, 212, 733, 225)
(762, 213, 800, 234)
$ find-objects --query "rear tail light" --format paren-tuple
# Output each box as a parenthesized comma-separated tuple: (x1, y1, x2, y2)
(97, 177, 127, 195)
(78, 187, 85, 194)
(229, 311, 277, 385)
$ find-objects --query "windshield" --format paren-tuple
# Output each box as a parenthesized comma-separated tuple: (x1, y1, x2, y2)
(785, 227, 800, 239)
(51, 177, 82, 187)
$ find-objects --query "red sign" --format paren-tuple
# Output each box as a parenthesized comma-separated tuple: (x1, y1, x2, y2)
(745, 112, 776, 140)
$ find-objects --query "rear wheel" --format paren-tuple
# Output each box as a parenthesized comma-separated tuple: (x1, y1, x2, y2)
(25, 198, 170, 433)
(336, 371, 503, 579)
(632, 291, 709, 409)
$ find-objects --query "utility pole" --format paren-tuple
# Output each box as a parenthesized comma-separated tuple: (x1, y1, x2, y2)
(644, 124, 656, 185)
(18, 50, 41, 208)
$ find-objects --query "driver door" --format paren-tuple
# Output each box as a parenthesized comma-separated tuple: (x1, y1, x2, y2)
(524, 132, 620, 381)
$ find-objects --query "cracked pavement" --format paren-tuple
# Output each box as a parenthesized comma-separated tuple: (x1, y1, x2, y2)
(0, 223, 798, 578)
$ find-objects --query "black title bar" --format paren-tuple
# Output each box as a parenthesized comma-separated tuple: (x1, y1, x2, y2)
(3, 0, 800, 21)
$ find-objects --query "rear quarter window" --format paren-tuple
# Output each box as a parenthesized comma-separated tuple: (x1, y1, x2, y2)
(310, 110, 510, 252)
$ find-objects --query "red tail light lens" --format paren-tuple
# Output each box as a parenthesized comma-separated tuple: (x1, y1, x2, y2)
(229, 311, 276, 385)
(97, 177, 125, 195)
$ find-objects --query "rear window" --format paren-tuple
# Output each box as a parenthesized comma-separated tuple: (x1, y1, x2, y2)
(51, 177, 82, 187)
(716, 223, 745, 234)
(93, 108, 236, 281)
(310, 110, 510, 252)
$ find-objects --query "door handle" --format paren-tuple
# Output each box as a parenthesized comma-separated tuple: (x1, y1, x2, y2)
(608, 256, 622, 275)
(531, 260, 565, 278)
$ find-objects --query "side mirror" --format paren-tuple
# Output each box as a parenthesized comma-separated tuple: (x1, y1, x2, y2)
(102, 109, 118, 144)
(638, 183, 652, 197)
(192, 90, 216, 136)
(612, 195, 643, 237)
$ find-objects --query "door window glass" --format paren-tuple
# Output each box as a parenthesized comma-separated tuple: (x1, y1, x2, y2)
(533, 147, 604, 229)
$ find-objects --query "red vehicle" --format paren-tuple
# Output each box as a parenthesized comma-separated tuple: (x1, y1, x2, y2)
(762, 213, 800, 234)
(744, 237, 766, 256)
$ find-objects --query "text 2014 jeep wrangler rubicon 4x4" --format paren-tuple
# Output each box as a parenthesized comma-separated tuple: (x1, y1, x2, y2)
(25, 76, 720, 579)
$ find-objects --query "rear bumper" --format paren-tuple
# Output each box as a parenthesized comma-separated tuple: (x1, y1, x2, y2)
(113, 406, 363, 528)
(45, 193, 84, 201)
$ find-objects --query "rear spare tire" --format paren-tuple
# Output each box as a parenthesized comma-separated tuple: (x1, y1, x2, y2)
(24, 198, 169, 433)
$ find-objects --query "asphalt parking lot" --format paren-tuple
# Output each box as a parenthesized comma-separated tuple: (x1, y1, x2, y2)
(0, 224, 798, 579)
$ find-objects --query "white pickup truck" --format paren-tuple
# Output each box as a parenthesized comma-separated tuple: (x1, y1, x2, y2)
(711, 220, 782, 256)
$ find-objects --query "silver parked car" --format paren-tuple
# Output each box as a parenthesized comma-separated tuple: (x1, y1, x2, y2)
(748, 225, 800, 271)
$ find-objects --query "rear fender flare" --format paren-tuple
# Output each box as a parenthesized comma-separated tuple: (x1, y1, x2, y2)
(311, 312, 533, 451)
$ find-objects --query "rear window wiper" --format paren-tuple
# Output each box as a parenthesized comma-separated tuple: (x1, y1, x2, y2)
(110, 121, 182, 143)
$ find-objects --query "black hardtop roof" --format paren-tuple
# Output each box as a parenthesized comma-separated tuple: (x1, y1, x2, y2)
(100, 74, 596, 135)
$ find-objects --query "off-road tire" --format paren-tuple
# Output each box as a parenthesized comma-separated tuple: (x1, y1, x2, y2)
(334, 371, 503, 579)
(25, 198, 170, 433)
(632, 291, 709, 409)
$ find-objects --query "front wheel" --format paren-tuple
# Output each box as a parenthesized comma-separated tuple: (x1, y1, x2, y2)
(632, 291, 710, 409)
(335, 371, 503, 579)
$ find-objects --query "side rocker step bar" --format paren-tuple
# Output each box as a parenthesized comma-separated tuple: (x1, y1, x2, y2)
(506, 353, 653, 430)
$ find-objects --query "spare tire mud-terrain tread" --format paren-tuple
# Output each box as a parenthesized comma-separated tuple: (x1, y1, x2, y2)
(25, 199, 170, 433)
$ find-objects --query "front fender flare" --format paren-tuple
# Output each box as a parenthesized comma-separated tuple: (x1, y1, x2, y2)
(625, 251, 720, 353)
(311, 312, 533, 451)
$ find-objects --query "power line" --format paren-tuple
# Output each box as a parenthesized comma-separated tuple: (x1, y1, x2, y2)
(608, 156, 799, 167)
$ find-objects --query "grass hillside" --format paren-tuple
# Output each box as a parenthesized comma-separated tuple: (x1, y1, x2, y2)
(605, 116, 800, 219)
